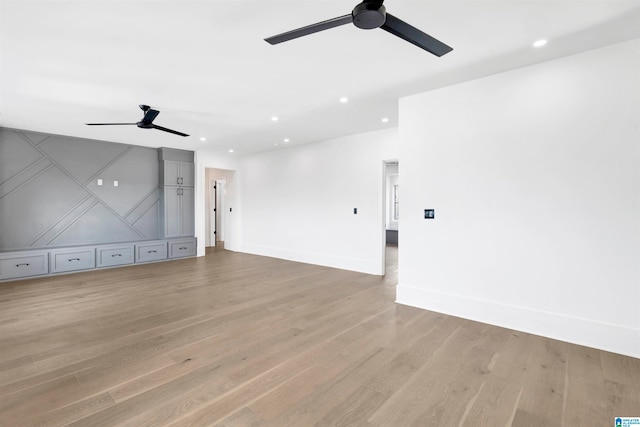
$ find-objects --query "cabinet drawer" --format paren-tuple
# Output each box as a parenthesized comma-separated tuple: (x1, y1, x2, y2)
(168, 238, 196, 259)
(50, 247, 95, 273)
(135, 241, 168, 263)
(0, 251, 49, 280)
(96, 244, 134, 268)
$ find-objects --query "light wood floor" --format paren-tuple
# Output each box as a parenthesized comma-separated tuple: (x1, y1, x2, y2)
(0, 245, 638, 426)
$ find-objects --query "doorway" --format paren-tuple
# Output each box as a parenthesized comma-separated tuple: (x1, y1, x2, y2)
(210, 180, 225, 246)
(383, 160, 399, 276)
(205, 168, 234, 249)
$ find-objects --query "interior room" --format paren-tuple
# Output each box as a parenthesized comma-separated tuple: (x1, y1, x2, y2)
(1, 1, 639, 425)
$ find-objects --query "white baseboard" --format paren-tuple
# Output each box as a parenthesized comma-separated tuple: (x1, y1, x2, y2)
(240, 244, 383, 275)
(396, 284, 640, 359)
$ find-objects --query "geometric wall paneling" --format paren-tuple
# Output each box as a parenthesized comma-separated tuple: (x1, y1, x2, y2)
(0, 166, 90, 250)
(0, 128, 46, 184)
(47, 203, 145, 247)
(126, 188, 160, 239)
(125, 188, 159, 224)
(0, 157, 52, 200)
(130, 200, 160, 239)
(0, 127, 163, 251)
(28, 197, 98, 248)
(19, 130, 52, 146)
(40, 135, 130, 184)
(0, 126, 197, 280)
(86, 146, 159, 217)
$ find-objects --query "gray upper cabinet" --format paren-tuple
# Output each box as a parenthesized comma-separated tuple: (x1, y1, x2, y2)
(163, 160, 194, 187)
(158, 148, 195, 239)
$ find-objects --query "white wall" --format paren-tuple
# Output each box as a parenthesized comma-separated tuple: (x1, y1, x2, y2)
(398, 39, 640, 358)
(238, 128, 399, 275)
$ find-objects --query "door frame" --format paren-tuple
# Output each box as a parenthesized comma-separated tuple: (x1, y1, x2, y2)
(215, 179, 226, 244)
(382, 159, 399, 276)
(210, 181, 217, 245)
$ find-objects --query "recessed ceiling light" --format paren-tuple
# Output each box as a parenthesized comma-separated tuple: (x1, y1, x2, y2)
(381, 117, 389, 123)
(339, 97, 348, 104)
(271, 116, 279, 122)
(533, 39, 547, 48)
(228, 149, 234, 153)
(283, 138, 290, 143)
(200, 137, 206, 142)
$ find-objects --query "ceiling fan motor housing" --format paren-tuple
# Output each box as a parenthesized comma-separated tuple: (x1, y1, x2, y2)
(352, 3, 386, 29)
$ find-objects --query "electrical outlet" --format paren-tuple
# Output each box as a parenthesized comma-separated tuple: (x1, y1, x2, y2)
(424, 209, 435, 219)
(97, 179, 103, 186)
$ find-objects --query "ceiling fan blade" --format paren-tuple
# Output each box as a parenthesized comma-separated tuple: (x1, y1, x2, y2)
(381, 13, 452, 57)
(86, 123, 137, 126)
(142, 108, 160, 125)
(152, 124, 189, 137)
(265, 14, 353, 45)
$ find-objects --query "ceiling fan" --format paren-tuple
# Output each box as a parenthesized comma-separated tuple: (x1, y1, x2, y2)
(264, 0, 453, 57)
(86, 105, 189, 137)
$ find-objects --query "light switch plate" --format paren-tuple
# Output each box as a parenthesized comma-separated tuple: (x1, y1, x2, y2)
(113, 180, 118, 187)
(97, 179, 103, 186)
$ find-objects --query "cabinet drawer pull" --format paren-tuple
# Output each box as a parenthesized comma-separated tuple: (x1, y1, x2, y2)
(15, 263, 30, 267)
(68, 258, 81, 262)
(179, 247, 187, 250)
(147, 250, 157, 253)
(111, 253, 122, 257)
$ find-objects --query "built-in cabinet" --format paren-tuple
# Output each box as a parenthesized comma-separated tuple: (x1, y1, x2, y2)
(159, 150, 195, 239)
(0, 250, 49, 281)
(168, 238, 196, 258)
(0, 237, 196, 281)
(50, 246, 96, 273)
(163, 186, 195, 237)
(163, 160, 194, 187)
(135, 240, 168, 263)
(96, 243, 135, 268)
(0, 146, 197, 282)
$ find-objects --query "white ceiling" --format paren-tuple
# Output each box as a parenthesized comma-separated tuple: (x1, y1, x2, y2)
(1, 0, 639, 156)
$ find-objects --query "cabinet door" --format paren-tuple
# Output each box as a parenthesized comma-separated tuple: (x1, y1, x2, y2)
(164, 160, 181, 186)
(0, 251, 49, 280)
(168, 238, 196, 258)
(180, 162, 195, 187)
(180, 187, 195, 236)
(135, 241, 168, 263)
(50, 248, 95, 273)
(164, 187, 182, 238)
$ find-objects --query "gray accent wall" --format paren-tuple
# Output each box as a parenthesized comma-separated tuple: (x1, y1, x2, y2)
(0, 127, 161, 251)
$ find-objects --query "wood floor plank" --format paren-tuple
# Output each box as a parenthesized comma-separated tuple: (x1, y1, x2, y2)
(0, 245, 638, 426)
(17, 393, 116, 427)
